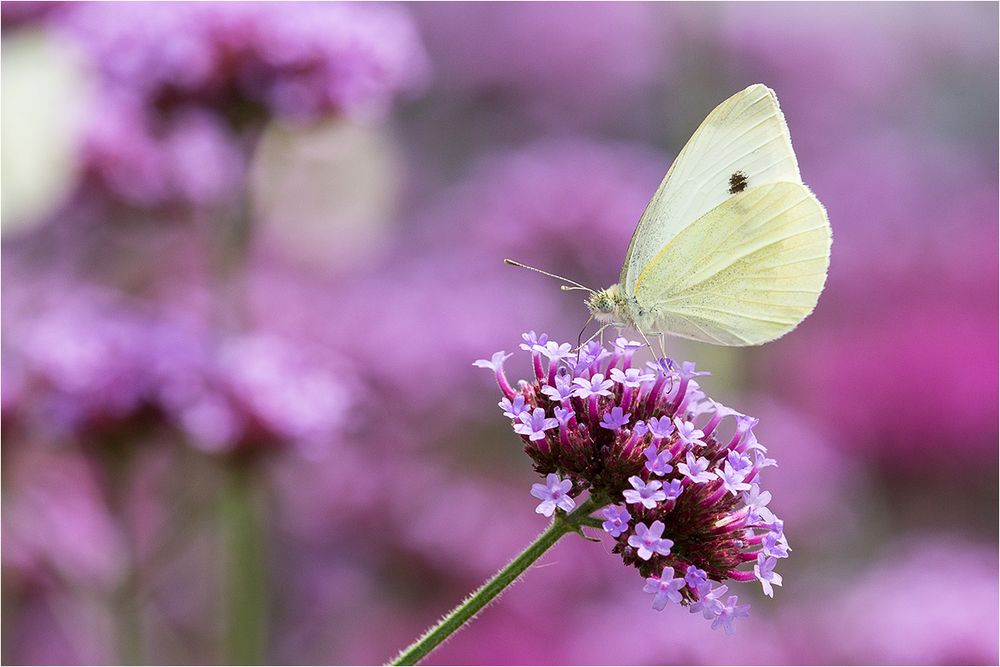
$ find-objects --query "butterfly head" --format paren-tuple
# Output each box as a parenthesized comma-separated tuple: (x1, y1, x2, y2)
(587, 284, 629, 324)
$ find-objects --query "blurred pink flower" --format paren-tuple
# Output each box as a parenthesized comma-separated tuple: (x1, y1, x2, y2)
(409, 138, 669, 286)
(3, 273, 353, 454)
(2, 446, 127, 590)
(2, 280, 157, 432)
(744, 399, 855, 527)
(719, 3, 998, 146)
(414, 3, 673, 128)
(785, 538, 999, 664)
(47, 1, 428, 207)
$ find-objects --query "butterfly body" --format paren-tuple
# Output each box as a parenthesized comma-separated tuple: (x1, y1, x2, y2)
(587, 285, 654, 330)
(588, 84, 832, 346)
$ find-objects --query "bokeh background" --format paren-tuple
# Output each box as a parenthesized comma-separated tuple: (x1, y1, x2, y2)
(2, 2, 998, 664)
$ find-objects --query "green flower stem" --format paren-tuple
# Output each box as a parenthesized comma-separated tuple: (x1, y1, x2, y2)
(389, 495, 607, 666)
(220, 460, 268, 665)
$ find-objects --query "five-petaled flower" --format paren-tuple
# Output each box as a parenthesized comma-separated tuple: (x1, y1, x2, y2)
(600, 407, 631, 431)
(674, 418, 706, 448)
(627, 520, 673, 560)
(623, 476, 667, 508)
(712, 595, 752, 634)
(754, 553, 783, 597)
(643, 444, 673, 476)
(662, 479, 683, 501)
(520, 330, 548, 351)
(716, 461, 752, 496)
(677, 451, 717, 483)
(572, 373, 614, 399)
(600, 505, 631, 538)
(643, 566, 686, 610)
(646, 416, 675, 440)
(499, 394, 527, 420)
(541, 374, 575, 403)
(761, 531, 791, 559)
(538, 341, 575, 363)
(610, 367, 655, 387)
(685, 565, 708, 590)
(530, 473, 575, 517)
(514, 408, 558, 441)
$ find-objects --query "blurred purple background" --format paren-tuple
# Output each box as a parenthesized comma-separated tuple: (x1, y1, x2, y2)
(2, 2, 997, 664)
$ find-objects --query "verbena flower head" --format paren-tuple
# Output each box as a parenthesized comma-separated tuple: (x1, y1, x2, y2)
(476, 335, 791, 632)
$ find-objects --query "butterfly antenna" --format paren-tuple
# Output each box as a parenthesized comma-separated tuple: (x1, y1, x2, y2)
(503, 259, 594, 293)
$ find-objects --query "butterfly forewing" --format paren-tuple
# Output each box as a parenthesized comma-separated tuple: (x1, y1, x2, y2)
(621, 84, 803, 294)
(632, 181, 831, 345)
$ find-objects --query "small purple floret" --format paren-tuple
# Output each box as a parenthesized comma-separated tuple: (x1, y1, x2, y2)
(716, 461, 752, 496)
(761, 531, 791, 559)
(754, 553, 783, 597)
(541, 374, 575, 402)
(529, 473, 575, 517)
(520, 330, 548, 352)
(600, 505, 631, 538)
(499, 394, 527, 419)
(610, 367, 654, 387)
(712, 595, 751, 634)
(600, 406, 631, 431)
(642, 566, 686, 610)
(572, 373, 614, 399)
(646, 415, 675, 440)
(690, 582, 729, 620)
(538, 341, 574, 363)
(627, 520, 673, 560)
(662, 479, 683, 501)
(643, 444, 673, 476)
(674, 418, 706, 448)
(677, 451, 717, 483)
(474, 351, 512, 373)
(622, 476, 666, 508)
(685, 565, 708, 590)
(514, 407, 558, 441)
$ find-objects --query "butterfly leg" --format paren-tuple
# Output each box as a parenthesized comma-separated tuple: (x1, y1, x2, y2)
(653, 332, 668, 362)
(636, 328, 672, 373)
(634, 327, 661, 366)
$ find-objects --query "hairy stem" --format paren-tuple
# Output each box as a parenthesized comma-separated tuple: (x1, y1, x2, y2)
(389, 495, 606, 666)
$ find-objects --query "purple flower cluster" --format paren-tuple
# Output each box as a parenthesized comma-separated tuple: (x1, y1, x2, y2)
(3, 281, 351, 453)
(47, 2, 428, 207)
(477, 334, 790, 631)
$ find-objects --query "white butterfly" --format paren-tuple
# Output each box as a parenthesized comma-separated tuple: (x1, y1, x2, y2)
(509, 84, 832, 347)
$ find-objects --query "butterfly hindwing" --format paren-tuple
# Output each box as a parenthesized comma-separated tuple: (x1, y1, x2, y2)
(633, 181, 831, 346)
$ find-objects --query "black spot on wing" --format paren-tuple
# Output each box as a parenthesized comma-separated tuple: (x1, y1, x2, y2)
(728, 171, 748, 194)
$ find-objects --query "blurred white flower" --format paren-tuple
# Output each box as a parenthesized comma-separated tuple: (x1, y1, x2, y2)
(251, 118, 401, 273)
(1, 30, 92, 232)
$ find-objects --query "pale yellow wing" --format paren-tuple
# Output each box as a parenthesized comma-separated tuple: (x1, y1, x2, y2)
(633, 181, 831, 346)
(621, 84, 802, 293)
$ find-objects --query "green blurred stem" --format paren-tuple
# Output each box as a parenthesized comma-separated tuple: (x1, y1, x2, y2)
(113, 578, 143, 665)
(90, 439, 143, 665)
(389, 495, 607, 666)
(220, 460, 268, 665)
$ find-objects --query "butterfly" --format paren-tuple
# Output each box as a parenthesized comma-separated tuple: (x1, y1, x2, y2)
(508, 84, 832, 349)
